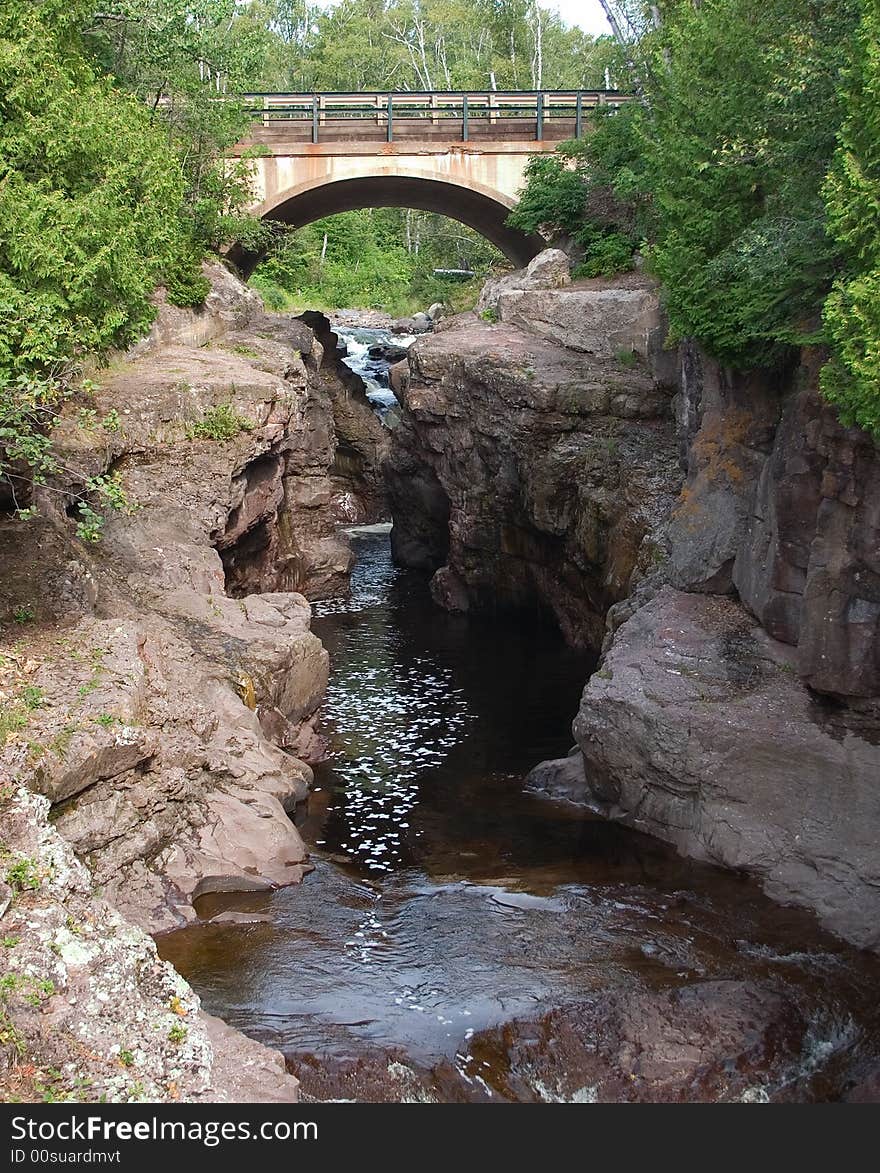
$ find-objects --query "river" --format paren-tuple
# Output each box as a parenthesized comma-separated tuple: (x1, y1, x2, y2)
(159, 525, 880, 1102)
(157, 325, 880, 1103)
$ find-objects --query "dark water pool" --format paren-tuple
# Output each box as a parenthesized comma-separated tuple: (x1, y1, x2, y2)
(159, 530, 880, 1101)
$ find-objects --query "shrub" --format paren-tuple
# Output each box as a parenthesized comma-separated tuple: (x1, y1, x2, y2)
(188, 404, 253, 442)
(164, 264, 211, 310)
(820, 1, 880, 436)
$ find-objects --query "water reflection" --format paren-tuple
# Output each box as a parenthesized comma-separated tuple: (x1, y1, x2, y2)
(158, 532, 880, 1102)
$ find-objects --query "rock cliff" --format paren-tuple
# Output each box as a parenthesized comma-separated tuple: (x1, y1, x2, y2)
(387, 252, 880, 950)
(0, 263, 379, 1099)
(385, 273, 681, 649)
(0, 787, 299, 1102)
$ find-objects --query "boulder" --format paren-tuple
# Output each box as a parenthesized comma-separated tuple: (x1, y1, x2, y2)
(368, 342, 409, 363)
(498, 277, 664, 361)
(391, 313, 432, 335)
(470, 981, 807, 1103)
(0, 788, 298, 1103)
(524, 750, 591, 805)
(476, 248, 571, 314)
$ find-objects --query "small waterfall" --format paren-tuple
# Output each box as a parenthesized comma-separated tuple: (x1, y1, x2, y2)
(336, 326, 416, 419)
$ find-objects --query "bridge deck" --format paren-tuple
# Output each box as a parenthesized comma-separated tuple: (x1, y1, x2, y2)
(240, 90, 631, 147)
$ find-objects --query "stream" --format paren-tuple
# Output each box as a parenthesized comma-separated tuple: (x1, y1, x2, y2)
(157, 326, 880, 1103)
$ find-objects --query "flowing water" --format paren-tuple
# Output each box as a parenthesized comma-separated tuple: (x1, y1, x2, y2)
(334, 325, 413, 418)
(160, 528, 880, 1103)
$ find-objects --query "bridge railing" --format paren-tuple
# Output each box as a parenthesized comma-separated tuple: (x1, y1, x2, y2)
(241, 90, 632, 145)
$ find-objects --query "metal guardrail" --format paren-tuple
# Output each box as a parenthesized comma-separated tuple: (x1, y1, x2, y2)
(242, 90, 632, 144)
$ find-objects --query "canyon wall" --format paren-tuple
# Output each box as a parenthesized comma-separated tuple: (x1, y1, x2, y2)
(0, 264, 379, 1099)
(385, 271, 682, 650)
(388, 256, 880, 949)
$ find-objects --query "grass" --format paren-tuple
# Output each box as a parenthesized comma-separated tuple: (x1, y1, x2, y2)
(49, 724, 78, 759)
(20, 686, 45, 711)
(188, 403, 253, 442)
(615, 347, 638, 368)
(5, 857, 41, 893)
(0, 703, 29, 748)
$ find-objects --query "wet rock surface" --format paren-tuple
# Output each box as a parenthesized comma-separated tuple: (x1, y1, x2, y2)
(283, 977, 807, 1102)
(159, 533, 880, 1104)
(456, 981, 808, 1103)
(386, 269, 879, 952)
(297, 311, 391, 524)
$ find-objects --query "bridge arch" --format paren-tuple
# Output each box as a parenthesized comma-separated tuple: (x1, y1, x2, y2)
(229, 166, 545, 277)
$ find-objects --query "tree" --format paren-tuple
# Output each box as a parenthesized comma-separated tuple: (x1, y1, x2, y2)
(821, 1, 880, 436)
(0, 0, 202, 509)
(511, 0, 861, 369)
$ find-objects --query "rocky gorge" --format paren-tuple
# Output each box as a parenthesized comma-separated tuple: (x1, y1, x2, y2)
(0, 264, 385, 1100)
(387, 249, 880, 954)
(1, 248, 879, 1104)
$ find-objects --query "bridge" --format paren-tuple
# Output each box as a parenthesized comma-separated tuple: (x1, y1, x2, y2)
(230, 90, 631, 272)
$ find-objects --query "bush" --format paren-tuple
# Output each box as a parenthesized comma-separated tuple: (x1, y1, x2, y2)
(572, 228, 637, 279)
(164, 263, 211, 309)
(820, 2, 880, 436)
(508, 1, 861, 382)
(188, 404, 253, 442)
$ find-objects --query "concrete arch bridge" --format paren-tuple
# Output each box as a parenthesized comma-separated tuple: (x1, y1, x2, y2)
(230, 90, 631, 273)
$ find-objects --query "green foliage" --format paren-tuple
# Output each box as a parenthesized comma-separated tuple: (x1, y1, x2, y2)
(274, 0, 620, 93)
(21, 687, 45, 711)
(0, 2, 270, 504)
(252, 279, 291, 312)
(572, 229, 637, 278)
(188, 404, 253, 441)
(615, 347, 638, 368)
(164, 264, 211, 309)
(167, 1021, 187, 1045)
(821, 2, 880, 435)
(254, 208, 503, 315)
(507, 150, 590, 237)
(0, 3, 194, 376)
(0, 703, 29, 748)
(74, 472, 136, 544)
(637, 0, 858, 368)
(511, 0, 863, 389)
(509, 116, 646, 278)
(5, 857, 41, 893)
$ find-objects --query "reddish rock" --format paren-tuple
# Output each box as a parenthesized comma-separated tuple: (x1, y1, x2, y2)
(571, 587, 880, 950)
(385, 317, 680, 648)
